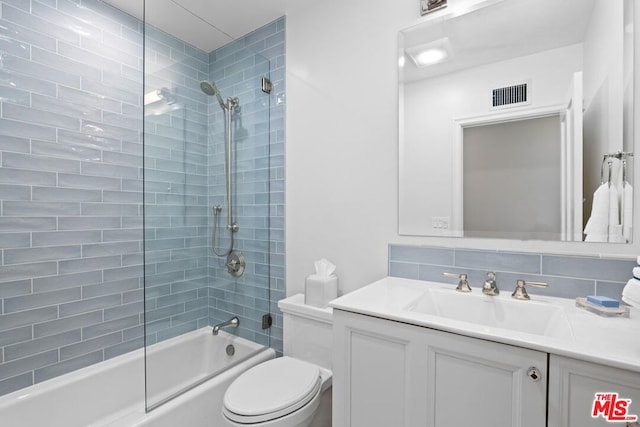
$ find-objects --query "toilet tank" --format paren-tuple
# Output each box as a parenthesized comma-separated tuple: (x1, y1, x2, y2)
(278, 294, 333, 370)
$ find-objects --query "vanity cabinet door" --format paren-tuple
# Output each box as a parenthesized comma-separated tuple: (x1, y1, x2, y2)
(424, 326, 547, 427)
(332, 309, 430, 427)
(333, 310, 547, 427)
(548, 355, 640, 427)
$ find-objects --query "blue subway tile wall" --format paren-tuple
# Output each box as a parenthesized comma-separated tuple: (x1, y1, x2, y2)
(0, 0, 145, 396)
(0, 0, 285, 396)
(207, 17, 286, 354)
(389, 245, 636, 300)
(142, 11, 211, 346)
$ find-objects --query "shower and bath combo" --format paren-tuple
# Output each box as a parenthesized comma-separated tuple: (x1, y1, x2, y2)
(200, 80, 245, 277)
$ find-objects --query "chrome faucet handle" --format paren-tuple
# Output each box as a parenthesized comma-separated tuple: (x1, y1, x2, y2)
(511, 280, 548, 300)
(443, 272, 472, 293)
(482, 272, 499, 296)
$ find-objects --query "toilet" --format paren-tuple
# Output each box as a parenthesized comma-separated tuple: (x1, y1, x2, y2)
(222, 294, 333, 427)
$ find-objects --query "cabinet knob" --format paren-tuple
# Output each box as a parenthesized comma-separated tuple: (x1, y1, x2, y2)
(527, 366, 542, 382)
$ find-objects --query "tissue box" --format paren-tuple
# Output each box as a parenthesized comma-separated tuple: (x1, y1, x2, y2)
(305, 274, 338, 308)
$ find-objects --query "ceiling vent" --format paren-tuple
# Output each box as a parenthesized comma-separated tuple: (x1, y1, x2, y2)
(491, 82, 530, 109)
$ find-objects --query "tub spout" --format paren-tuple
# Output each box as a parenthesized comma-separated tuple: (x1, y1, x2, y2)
(212, 316, 239, 335)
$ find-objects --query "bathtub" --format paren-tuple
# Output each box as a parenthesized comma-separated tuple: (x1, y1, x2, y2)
(0, 327, 275, 427)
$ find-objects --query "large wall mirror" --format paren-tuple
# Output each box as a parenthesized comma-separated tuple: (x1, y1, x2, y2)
(399, 0, 635, 243)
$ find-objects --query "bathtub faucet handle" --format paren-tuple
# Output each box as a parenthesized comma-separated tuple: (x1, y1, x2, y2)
(212, 316, 240, 335)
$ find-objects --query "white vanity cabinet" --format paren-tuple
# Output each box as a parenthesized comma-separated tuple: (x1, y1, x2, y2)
(332, 310, 547, 427)
(548, 355, 640, 427)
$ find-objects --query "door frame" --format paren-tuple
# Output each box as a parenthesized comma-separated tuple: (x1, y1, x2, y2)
(451, 104, 565, 236)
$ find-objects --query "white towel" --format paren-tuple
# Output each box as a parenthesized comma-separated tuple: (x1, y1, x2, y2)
(584, 183, 610, 242)
(623, 182, 633, 242)
(622, 278, 640, 307)
(633, 266, 640, 280)
(609, 225, 625, 243)
(608, 184, 620, 243)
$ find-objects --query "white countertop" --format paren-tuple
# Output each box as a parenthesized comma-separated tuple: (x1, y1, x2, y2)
(330, 276, 640, 372)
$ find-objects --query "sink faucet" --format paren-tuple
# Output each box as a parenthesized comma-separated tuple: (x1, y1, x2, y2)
(212, 316, 240, 335)
(511, 280, 548, 300)
(443, 272, 472, 292)
(482, 272, 499, 296)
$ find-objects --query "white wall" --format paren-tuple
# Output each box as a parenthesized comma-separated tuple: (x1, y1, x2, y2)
(286, 0, 423, 295)
(582, 0, 625, 222)
(285, 0, 640, 297)
(583, 0, 624, 140)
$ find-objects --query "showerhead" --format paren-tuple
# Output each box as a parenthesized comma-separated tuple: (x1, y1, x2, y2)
(200, 80, 227, 111)
(200, 80, 217, 96)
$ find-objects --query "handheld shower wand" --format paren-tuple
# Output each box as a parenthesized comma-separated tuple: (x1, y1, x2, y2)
(200, 80, 226, 111)
(200, 81, 243, 275)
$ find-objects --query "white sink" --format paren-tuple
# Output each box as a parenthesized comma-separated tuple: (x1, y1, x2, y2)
(404, 287, 575, 340)
(330, 277, 640, 372)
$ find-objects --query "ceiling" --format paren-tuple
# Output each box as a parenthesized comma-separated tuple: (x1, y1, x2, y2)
(102, 0, 287, 53)
(401, 0, 598, 83)
(106, 0, 600, 78)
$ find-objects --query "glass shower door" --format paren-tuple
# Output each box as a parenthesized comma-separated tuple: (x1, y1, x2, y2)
(142, 1, 272, 411)
(207, 52, 272, 349)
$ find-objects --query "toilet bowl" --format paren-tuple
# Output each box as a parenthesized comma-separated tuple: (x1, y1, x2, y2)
(222, 357, 332, 427)
(221, 294, 333, 427)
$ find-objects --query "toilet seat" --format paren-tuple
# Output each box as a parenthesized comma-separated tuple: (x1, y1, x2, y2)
(223, 357, 322, 424)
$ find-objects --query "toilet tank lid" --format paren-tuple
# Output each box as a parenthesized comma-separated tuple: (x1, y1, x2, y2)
(278, 294, 333, 323)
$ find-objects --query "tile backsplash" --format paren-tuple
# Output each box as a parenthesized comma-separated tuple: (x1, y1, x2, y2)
(389, 245, 636, 300)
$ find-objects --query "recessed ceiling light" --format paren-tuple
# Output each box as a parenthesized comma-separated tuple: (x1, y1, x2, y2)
(405, 37, 453, 68)
(415, 48, 447, 66)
